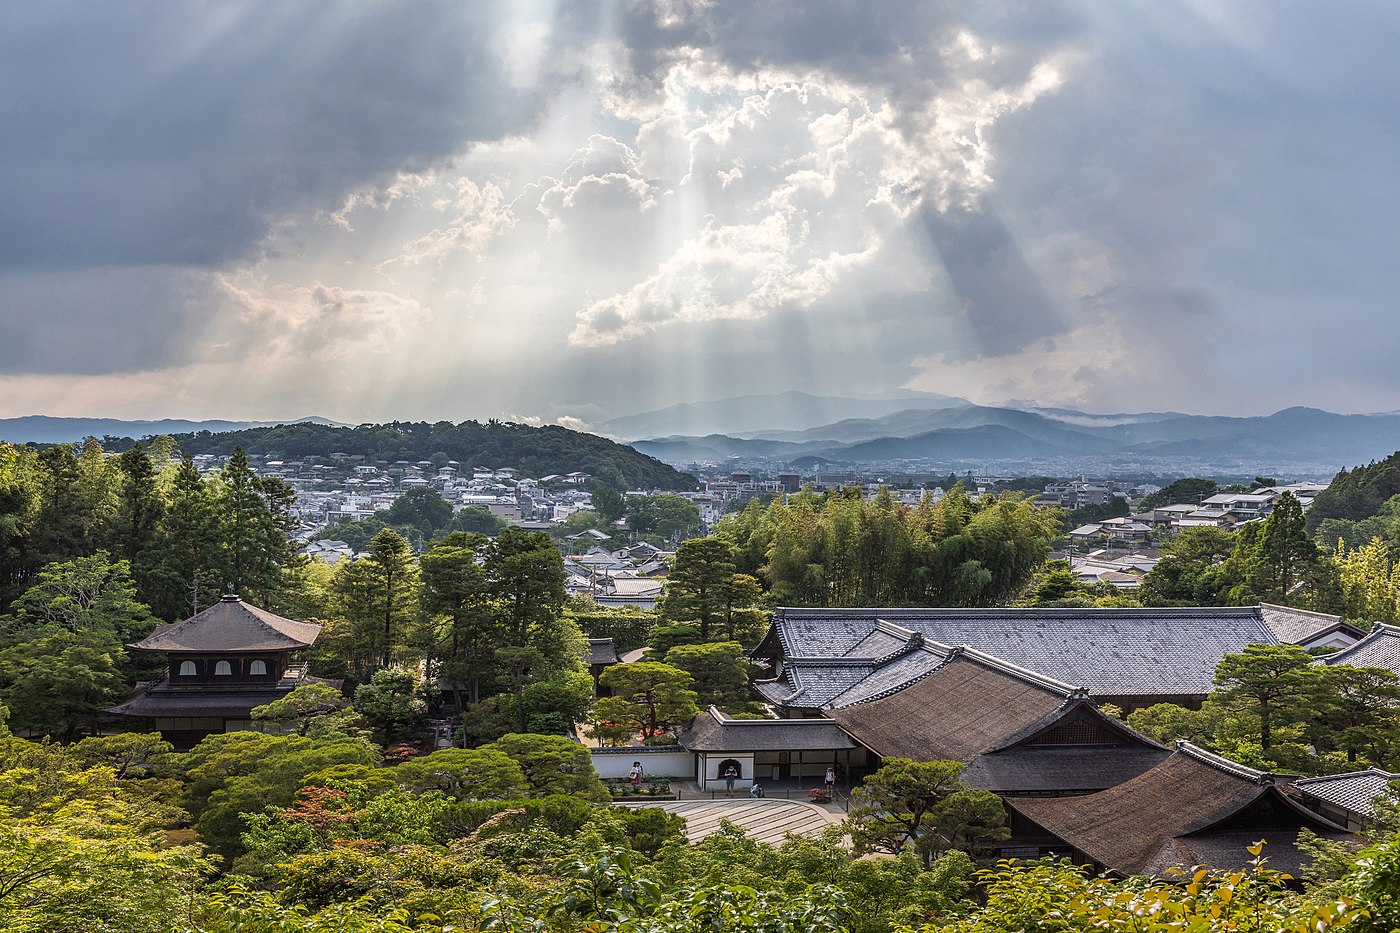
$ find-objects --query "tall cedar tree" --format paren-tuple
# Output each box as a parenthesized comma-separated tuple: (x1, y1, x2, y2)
(219, 447, 295, 602)
(335, 527, 419, 673)
(141, 457, 226, 619)
(659, 537, 736, 639)
(419, 532, 497, 704)
(114, 443, 163, 563)
(486, 528, 568, 662)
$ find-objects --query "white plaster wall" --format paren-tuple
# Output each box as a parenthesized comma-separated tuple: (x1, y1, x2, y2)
(591, 750, 694, 779)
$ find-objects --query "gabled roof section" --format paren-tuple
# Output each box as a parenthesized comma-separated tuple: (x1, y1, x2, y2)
(130, 595, 321, 652)
(984, 696, 1166, 755)
(1005, 742, 1352, 877)
(1295, 768, 1400, 819)
(586, 637, 619, 666)
(1320, 624, 1400, 673)
(828, 649, 1078, 764)
(1259, 603, 1361, 645)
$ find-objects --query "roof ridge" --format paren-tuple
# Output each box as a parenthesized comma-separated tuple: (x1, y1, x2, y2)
(1259, 602, 1341, 622)
(985, 696, 1169, 754)
(955, 644, 1086, 697)
(833, 649, 956, 708)
(1176, 741, 1272, 784)
(775, 606, 1265, 619)
(1295, 767, 1400, 785)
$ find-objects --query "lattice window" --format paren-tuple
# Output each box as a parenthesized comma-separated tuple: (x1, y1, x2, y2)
(1027, 720, 1115, 746)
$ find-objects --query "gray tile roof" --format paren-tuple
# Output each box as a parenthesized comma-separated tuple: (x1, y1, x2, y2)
(826, 646, 952, 707)
(769, 607, 1282, 698)
(130, 595, 321, 653)
(1294, 769, 1400, 819)
(586, 637, 619, 666)
(1321, 624, 1400, 674)
(1259, 603, 1356, 645)
(678, 707, 857, 753)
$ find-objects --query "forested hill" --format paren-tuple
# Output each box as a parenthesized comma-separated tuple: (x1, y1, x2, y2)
(132, 420, 699, 491)
(1306, 448, 1400, 530)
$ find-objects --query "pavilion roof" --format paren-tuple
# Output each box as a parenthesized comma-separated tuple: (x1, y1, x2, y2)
(130, 595, 320, 653)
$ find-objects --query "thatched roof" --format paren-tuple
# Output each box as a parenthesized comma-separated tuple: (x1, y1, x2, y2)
(130, 595, 320, 653)
(829, 648, 1170, 793)
(1005, 743, 1354, 877)
(829, 648, 1081, 763)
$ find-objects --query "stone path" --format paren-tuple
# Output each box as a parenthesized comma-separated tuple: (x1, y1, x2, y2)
(615, 798, 839, 844)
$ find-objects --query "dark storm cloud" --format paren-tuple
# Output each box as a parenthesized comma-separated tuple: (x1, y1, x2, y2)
(0, 2, 534, 271)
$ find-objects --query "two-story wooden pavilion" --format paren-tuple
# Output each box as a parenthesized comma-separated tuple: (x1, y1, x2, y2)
(108, 594, 328, 747)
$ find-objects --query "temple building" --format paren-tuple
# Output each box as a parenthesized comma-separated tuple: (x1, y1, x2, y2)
(1003, 743, 1355, 876)
(108, 594, 329, 747)
(754, 605, 1363, 715)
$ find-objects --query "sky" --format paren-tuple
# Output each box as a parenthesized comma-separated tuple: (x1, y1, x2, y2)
(3, 1, 1399, 428)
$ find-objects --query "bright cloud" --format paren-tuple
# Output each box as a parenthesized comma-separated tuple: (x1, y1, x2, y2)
(3, 1, 1400, 422)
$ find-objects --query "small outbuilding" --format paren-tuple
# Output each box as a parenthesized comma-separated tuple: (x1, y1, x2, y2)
(677, 706, 861, 790)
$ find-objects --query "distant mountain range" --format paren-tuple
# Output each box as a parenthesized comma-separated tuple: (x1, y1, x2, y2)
(599, 390, 967, 439)
(621, 402, 1400, 474)
(0, 415, 344, 445)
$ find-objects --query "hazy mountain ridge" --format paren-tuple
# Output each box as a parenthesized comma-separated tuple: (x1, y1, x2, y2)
(0, 415, 345, 445)
(600, 390, 966, 439)
(624, 402, 1400, 471)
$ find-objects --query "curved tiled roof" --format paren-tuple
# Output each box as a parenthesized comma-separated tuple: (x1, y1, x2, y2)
(130, 595, 321, 652)
(1295, 768, 1400, 819)
(1259, 603, 1359, 644)
(678, 707, 856, 753)
(768, 606, 1281, 697)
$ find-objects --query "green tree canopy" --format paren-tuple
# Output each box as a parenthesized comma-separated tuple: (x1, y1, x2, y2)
(664, 641, 755, 710)
(848, 758, 1008, 868)
(592, 662, 700, 741)
(1213, 644, 1321, 751)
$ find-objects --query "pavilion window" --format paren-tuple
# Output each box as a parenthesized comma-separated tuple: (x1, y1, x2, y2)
(249, 659, 267, 676)
(179, 660, 196, 676)
(215, 660, 233, 676)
